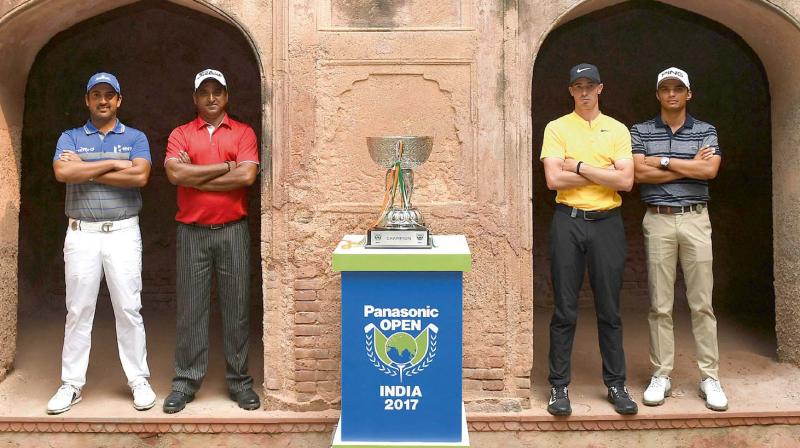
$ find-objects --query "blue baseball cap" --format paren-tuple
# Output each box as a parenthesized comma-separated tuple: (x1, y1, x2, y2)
(86, 72, 121, 94)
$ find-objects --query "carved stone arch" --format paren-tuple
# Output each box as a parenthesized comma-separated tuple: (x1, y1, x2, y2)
(0, 0, 277, 394)
(514, 0, 800, 368)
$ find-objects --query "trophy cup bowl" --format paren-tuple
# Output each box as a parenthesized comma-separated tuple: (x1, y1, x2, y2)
(365, 136, 433, 249)
(367, 136, 432, 170)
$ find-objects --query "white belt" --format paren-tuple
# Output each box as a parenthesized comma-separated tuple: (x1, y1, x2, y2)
(69, 216, 139, 233)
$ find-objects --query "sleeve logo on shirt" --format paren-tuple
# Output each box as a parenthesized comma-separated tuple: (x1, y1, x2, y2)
(76, 146, 95, 153)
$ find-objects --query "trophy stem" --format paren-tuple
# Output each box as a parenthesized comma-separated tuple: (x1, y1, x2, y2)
(372, 163, 399, 228)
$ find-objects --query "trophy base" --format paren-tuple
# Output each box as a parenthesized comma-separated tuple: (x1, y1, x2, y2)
(366, 227, 432, 249)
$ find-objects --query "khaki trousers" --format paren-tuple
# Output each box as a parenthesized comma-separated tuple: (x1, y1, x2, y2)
(643, 207, 719, 380)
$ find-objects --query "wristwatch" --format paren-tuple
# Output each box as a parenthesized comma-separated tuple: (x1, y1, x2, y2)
(659, 157, 670, 170)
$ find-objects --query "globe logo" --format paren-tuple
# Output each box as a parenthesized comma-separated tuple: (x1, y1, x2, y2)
(365, 323, 439, 382)
(385, 332, 417, 365)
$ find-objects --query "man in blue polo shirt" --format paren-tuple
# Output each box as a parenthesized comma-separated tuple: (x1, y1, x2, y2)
(631, 67, 727, 411)
(47, 73, 156, 414)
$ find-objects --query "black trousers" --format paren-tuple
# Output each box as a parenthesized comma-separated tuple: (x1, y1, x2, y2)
(548, 205, 627, 387)
(172, 220, 253, 395)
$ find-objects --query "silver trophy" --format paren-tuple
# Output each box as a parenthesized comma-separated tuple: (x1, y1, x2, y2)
(366, 136, 432, 248)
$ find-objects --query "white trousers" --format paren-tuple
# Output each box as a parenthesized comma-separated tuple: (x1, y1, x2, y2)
(61, 218, 150, 388)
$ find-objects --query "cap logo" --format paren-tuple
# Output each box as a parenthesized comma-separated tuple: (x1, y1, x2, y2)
(576, 67, 591, 73)
(194, 69, 227, 89)
(657, 67, 690, 89)
(87, 72, 120, 93)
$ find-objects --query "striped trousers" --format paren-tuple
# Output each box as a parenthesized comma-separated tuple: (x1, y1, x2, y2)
(172, 220, 253, 395)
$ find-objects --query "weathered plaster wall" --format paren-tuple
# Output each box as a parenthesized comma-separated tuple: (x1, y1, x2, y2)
(0, 122, 19, 381)
(1, 0, 800, 411)
(264, 0, 531, 411)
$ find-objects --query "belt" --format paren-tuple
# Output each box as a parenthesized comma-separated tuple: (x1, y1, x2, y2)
(186, 217, 246, 230)
(69, 216, 139, 232)
(556, 204, 619, 221)
(648, 204, 705, 215)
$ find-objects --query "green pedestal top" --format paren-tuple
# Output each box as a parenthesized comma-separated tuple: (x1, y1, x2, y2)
(332, 235, 472, 272)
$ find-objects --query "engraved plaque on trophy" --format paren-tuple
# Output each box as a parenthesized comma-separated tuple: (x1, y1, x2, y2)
(366, 136, 432, 249)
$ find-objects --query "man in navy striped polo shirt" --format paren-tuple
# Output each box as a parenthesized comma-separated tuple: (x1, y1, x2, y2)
(631, 67, 727, 411)
(48, 73, 156, 414)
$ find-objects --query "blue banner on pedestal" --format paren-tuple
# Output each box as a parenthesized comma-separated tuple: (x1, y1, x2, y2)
(341, 271, 463, 442)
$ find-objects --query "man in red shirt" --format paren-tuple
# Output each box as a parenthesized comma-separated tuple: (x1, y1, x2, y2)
(162, 69, 260, 413)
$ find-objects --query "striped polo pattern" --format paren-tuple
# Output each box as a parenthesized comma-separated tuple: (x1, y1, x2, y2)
(630, 115, 721, 206)
(54, 120, 151, 221)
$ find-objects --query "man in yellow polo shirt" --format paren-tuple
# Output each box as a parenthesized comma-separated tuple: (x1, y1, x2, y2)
(540, 63, 637, 416)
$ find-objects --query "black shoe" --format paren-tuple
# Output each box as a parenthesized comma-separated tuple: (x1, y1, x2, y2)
(547, 385, 572, 416)
(163, 390, 194, 414)
(607, 385, 638, 415)
(230, 388, 260, 410)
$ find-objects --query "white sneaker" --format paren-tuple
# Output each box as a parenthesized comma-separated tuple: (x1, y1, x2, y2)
(699, 378, 728, 411)
(132, 380, 156, 411)
(46, 384, 82, 415)
(643, 375, 671, 406)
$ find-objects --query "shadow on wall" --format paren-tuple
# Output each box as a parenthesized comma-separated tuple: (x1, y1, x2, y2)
(18, 0, 262, 317)
(531, 0, 774, 335)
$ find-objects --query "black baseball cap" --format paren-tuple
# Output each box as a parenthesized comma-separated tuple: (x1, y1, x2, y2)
(569, 63, 601, 85)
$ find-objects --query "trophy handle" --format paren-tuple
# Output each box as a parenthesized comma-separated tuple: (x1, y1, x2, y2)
(384, 169, 393, 189)
(394, 140, 403, 161)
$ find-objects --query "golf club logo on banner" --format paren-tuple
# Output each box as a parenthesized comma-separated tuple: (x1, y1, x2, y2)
(363, 305, 439, 383)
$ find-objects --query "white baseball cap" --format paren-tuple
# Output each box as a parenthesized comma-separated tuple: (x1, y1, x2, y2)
(657, 67, 690, 89)
(194, 69, 227, 90)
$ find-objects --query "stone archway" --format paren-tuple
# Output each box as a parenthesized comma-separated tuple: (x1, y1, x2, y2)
(516, 0, 800, 366)
(0, 0, 274, 386)
(532, 2, 772, 333)
(20, 0, 263, 316)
